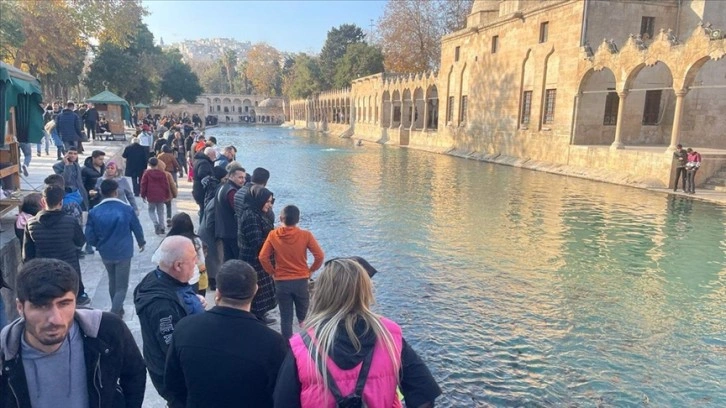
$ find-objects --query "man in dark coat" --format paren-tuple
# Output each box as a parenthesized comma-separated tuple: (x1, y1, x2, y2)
(55, 101, 84, 152)
(0, 258, 146, 408)
(52, 148, 89, 210)
(22, 185, 90, 305)
(123, 137, 149, 196)
(164, 260, 287, 408)
(192, 147, 216, 219)
(133, 236, 205, 400)
(82, 150, 106, 209)
(216, 167, 246, 261)
(83, 103, 99, 141)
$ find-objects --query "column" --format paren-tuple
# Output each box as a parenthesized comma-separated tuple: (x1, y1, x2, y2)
(423, 100, 429, 130)
(667, 90, 687, 152)
(610, 90, 628, 150)
(390, 101, 396, 129)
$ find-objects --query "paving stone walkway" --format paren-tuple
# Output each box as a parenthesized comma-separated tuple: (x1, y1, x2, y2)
(13, 139, 282, 406)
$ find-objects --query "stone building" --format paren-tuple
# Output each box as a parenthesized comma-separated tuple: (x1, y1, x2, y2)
(202, 93, 267, 123)
(255, 98, 286, 124)
(289, 0, 726, 189)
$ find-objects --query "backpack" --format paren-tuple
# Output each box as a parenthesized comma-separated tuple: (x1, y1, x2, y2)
(301, 333, 375, 408)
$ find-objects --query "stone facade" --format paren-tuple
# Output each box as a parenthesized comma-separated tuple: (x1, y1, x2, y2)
(147, 102, 206, 120)
(201, 93, 268, 123)
(289, 0, 726, 189)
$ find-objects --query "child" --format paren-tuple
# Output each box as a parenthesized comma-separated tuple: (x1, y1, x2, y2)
(259, 205, 324, 339)
(140, 157, 171, 235)
(15, 193, 42, 240)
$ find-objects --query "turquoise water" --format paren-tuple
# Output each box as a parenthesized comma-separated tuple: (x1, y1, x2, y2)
(209, 126, 725, 407)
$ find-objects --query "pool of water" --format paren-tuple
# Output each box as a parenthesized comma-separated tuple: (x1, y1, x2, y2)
(209, 126, 725, 407)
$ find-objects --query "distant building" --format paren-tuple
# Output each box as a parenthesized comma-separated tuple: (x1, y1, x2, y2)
(202, 94, 267, 123)
(164, 38, 252, 62)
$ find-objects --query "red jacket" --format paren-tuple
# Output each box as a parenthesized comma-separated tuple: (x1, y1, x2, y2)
(140, 168, 171, 203)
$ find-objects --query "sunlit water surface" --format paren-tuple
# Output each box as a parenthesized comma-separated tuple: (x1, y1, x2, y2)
(209, 126, 725, 407)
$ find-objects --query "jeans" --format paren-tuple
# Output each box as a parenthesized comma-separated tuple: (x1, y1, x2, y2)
(177, 152, 187, 174)
(36, 131, 51, 155)
(674, 167, 687, 191)
(276, 279, 310, 339)
(102, 258, 131, 314)
(18, 143, 32, 167)
(147, 202, 166, 227)
(165, 200, 173, 221)
(686, 168, 698, 193)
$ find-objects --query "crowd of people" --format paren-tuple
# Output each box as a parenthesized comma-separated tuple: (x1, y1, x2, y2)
(0, 112, 443, 407)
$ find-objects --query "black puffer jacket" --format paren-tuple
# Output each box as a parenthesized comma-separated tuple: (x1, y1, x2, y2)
(192, 152, 214, 206)
(82, 156, 105, 194)
(22, 210, 86, 275)
(0, 309, 147, 408)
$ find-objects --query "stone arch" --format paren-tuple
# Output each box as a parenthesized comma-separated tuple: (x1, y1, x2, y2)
(413, 87, 425, 129)
(623, 61, 676, 92)
(445, 66, 454, 123)
(573, 67, 618, 145)
(538, 48, 556, 128)
(518, 49, 534, 129)
(382, 91, 391, 127)
(425, 85, 438, 129)
(391, 90, 401, 127)
(620, 61, 675, 146)
(680, 56, 726, 148)
(223, 97, 231, 105)
(458, 63, 469, 124)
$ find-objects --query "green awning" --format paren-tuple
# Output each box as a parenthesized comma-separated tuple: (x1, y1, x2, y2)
(135, 103, 150, 108)
(86, 90, 131, 122)
(0, 62, 44, 146)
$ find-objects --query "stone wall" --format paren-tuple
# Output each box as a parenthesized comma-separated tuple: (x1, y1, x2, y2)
(149, 103, 206, 120)
(289, 0, 726, 189)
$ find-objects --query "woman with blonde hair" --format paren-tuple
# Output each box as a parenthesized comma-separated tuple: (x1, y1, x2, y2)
(95, 161, 138, 214)
(273, 258, 441, 408)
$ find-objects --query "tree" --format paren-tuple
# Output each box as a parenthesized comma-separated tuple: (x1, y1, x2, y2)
(377, 0, 472, 73)
(220, 49, 237, 93)
(245, 43, 282, 96)
(160, 58, 203, 103)
(283, 54, 323, 99)
(0, 0, 147, 100)
(333, 43, 384, 89)
(319, 24, 366, 88)
(84, 42, 139, 99)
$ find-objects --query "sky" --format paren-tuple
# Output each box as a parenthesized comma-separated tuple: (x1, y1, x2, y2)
(142, 0, 387, 54)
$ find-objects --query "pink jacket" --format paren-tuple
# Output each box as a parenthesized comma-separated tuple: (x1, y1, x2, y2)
(290, 317, 403, 408)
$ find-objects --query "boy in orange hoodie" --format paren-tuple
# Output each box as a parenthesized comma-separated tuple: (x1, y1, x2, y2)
(259, 205, 324, 339)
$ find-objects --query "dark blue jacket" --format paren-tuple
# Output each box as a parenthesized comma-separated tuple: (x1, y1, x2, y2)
(85, 198, 146, 261)
(55, 109, 83, 142)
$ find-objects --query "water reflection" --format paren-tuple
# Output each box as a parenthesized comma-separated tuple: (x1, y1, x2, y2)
(211, 126, 725, 407)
